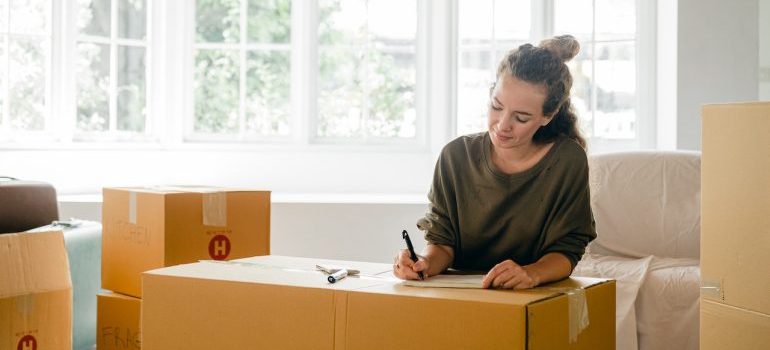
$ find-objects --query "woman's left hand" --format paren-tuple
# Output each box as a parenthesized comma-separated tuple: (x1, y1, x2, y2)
(482, 259, 540, 290)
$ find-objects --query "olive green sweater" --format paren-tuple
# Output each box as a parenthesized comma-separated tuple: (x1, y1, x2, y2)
(418, 132, 596, 271)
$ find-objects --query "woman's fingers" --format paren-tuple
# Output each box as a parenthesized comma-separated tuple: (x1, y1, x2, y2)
(393, 250, 427, 280)
(483, 260, 538, 289)
(483, 260, 520, 288)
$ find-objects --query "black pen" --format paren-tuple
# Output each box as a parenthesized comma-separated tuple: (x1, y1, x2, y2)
(402, 229, 424, 280)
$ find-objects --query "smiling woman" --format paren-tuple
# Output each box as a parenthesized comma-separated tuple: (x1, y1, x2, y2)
(393, 35, 596, 290)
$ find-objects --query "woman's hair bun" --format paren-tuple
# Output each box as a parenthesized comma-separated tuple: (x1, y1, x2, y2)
(538, 35, 580, 62)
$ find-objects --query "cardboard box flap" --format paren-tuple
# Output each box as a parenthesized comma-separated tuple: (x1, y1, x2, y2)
(111, 186, 270, 194)
(107, 186, 270, 228)
(355, 275, 609, 306)
(0, 231, 72, 298)
(701, 299, 770, 350)
(143, 259, 392, 291)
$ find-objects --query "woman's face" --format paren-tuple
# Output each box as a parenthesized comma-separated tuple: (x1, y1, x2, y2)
(487, 74, 551, 151)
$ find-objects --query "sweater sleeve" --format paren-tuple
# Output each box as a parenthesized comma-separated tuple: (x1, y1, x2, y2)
(541, 149, 597, 269)
(418, 151, 457, 248)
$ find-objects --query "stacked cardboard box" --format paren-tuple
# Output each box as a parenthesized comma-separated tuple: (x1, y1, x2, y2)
(97, 187, 271, 349)
(141, 255, 616, 350)
(1, 231, 72, 349)
(701, 102, 770, 350)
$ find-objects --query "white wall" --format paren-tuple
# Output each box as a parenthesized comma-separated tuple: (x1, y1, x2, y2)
(675, 0, 759, 150)
(1, 147, 435, 195)
(59, 194, 430, 264)
(760, 0, 770, 99)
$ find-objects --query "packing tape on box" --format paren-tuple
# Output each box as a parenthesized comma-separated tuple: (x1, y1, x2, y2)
(135, 186, 229, 227)
(700, 277, 724, 300)
(156, 186, 228, 226)
(128, 192, 137, 224)
(539, 286, 590, 343)
(202, 192, 227, 227)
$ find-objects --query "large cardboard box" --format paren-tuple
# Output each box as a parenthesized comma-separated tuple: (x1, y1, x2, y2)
(102, 187, 271, 297)
(97, 291, 142, 350)
(701, 299, 770, 350)
(0, 231, 72, 350)
(142, 255, 615, 350)
(701, 102, 770, 314)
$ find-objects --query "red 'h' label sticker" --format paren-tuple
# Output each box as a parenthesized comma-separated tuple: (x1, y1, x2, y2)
(208, 235, 231, 260)
(18, 335, 37, 350)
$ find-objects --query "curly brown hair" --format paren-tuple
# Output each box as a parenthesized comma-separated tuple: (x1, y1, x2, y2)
(494, 35, 586, 149)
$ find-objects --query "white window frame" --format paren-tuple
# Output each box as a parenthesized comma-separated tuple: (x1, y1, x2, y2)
(0, 0, 55, 143)
(0, 0, 656, 196)
(185, 0, 292, 143)
(182, 0, 429, 151)
(65, 0, 154, 143)
(452, 0, 657, 153)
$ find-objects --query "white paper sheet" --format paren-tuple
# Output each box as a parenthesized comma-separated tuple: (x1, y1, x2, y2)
(401, 274, 485, 288)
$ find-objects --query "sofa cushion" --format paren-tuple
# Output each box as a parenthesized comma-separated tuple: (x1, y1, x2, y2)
(588, 151, 701, 259)
(635, 257, 700, 350)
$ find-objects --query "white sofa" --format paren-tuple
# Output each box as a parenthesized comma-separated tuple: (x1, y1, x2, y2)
(574, 151, 701, 350)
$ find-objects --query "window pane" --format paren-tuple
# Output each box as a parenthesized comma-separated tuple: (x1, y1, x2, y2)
(117, 45, 146, 132)
(318, 0, 417, 140)
(554, 0, 592, 41)
(596, 0, 635, 41)
(367, 50, 416, 138)
(368, 0, 415, 46)
(10, 0, 49, 34)
(317, 48, 363, 138)
(0, 3, 7, 31)
(594, 42, 635, 139)
(0, 42, 4, 129)
(459, 0, 493, 46)
(196, 0, 240, 43)
(457, 50, 494, 136)
(566, 43, 594, 138)
(194, 49, 239, 133)
(318, 0, 367, 46)
(245, 50, 290, 136)
(247, 0, 290, 43)
(78, 0, 111, 37)
(494, 0, 530, 41)
(118, 0, 146, 40)
(76, 42, 110, 132)
(9, 37, 46, 130)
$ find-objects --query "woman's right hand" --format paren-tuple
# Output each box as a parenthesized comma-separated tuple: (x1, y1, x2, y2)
(393, 249, 429, 280)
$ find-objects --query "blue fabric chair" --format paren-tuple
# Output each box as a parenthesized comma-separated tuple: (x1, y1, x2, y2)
(30, 220, 102, 350)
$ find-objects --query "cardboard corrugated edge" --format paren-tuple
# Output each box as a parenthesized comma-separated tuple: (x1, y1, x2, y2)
(701, 102, 770, 315)
(0, 231, 73, 349)
(101, 188, 165, 298)
(701, 298, 770, 350)
(97, 291, 142, 350)
(527, 279, 616, 350)
(0, 231, 72, 298)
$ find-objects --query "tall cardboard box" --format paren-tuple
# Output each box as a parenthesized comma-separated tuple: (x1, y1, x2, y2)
(102, 187, 270, 297)
(97, 291, 142, 350)
(701, 102, 770, 349)
(0, 231, 72, 350)
(141, 255, 615, 350)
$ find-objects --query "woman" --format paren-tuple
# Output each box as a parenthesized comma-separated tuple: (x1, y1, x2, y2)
(393, 35, 596, 290)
